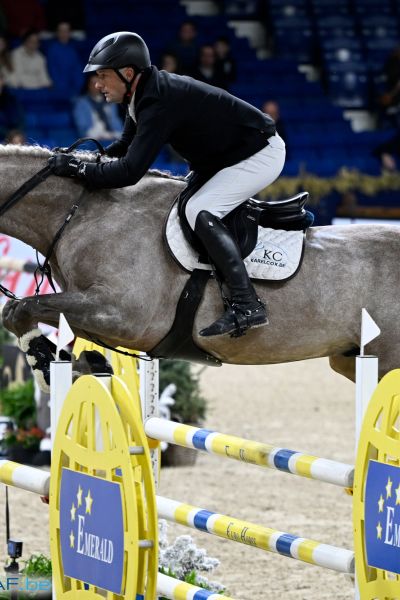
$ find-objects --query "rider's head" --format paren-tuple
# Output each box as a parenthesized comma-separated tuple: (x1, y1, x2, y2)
(83, 31, 151, 103)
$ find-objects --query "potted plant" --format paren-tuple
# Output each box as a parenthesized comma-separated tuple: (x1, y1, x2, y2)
(0, 379, 45, 464)
(159, 360, 207, 467)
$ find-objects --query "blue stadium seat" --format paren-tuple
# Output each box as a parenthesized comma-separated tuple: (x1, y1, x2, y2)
(268, 3, 310, 18)
(310, 0, 351, 16)
(353, 0, 394, 15)
(359, 16, 399, 40)
(273, 16, 315, 62)
(316, 16, 357, 39)
(325, 62, 370, 107)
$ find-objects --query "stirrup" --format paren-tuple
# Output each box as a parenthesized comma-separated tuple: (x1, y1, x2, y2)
(199, 299, 268, 338)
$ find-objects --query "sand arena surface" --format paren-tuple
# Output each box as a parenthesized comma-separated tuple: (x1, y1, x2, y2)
(0, 358, 355, 599)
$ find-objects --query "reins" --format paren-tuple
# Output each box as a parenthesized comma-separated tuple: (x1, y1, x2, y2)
(0, 138, 106, 299)
(0, 137, 153, 362)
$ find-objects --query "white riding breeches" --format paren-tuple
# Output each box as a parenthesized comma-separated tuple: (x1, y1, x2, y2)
(185, 133, 286, 230)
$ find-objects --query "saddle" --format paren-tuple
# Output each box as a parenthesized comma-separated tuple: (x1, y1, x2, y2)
(177, 179, 312, 261)
(149, 187, 314, 366)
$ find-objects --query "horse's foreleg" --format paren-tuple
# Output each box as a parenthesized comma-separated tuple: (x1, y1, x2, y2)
(2, 292, 122, 391)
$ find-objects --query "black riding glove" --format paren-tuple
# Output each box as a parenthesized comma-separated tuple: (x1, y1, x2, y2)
(48, 154, 86, 178)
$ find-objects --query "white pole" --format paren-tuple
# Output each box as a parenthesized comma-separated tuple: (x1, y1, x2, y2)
(139, 358, 160, 488)
(354, 309, 380, 600)
(50, 362, 72, 445)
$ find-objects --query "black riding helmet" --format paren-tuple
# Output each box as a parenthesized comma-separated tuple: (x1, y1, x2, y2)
(83, 31, 151, 101)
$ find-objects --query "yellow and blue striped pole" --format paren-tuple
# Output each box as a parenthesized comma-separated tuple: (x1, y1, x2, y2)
(157, 572, 234, 600)
(157, 496, 355, 574)
(0, 460, 50, 496)
(145, 419, 354, 488)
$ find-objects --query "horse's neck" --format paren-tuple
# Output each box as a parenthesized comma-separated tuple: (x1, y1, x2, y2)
(0, 158, 83, 256)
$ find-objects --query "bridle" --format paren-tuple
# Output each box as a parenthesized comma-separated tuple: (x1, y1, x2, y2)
(0, 138, 106, 301)
(0, 137, 152, 362)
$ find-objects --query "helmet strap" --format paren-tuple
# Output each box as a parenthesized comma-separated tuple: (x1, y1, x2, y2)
(115, 68, 141, 104)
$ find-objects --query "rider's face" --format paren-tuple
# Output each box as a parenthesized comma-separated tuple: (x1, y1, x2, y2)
(95, 68, 133, 103)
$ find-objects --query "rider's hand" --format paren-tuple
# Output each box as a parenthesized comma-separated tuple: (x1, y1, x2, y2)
(48, 154, 86, 178)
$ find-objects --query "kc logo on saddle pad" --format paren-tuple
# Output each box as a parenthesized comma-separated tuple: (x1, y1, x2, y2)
(165, 204, 305, 282)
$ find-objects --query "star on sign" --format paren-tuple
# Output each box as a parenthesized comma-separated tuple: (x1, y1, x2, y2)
(396, 484, 400, 505)
(386, 477, 393, 499)
(70, 503, 76, 521)
(77, 486, 83, 507)
(85, 489, 93, 515)
(69, 530, 75, 548)
(378, 495, 385, 513)
(376, 522, 383, 540)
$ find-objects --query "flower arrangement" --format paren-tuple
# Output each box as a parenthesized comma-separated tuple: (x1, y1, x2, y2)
(158, 519, 229, 597)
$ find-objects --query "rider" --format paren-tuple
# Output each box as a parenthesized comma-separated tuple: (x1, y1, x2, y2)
(49, 32, 286, 338)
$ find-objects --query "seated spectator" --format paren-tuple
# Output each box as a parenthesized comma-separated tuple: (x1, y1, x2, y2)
(167, 21, 199, 75)
(160, 52, 180, 74)
(262, 100, 287, 141)
(46, 22, 83, 98)
(214, 36, 237, 90)
(0, 74, 24, 140)
(73, 74, 123, 142)
(5, 128, 26, 144)
(9, 31, 52, 89)
(191, 45, 226, 88)
(373, 133, 400, 171)
(0, 35, 13, 83)
(0, 0, 45, 37)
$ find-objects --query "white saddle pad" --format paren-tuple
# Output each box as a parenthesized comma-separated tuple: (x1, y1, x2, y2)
(165, 204, 305, 282)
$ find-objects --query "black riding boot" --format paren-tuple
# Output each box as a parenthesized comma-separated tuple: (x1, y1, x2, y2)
(194, 210, 268, 337)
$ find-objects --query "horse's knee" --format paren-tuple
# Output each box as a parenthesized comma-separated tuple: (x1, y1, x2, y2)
(2, 298, 37, 337)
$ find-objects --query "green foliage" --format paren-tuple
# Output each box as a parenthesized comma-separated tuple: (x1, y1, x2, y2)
(0, 379, 36, 429)
(0, 323, 11, 346)
(21, 554, 52, 577)
(159, 360, 207, 423)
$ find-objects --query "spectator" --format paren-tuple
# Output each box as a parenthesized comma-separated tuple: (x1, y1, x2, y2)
(262, 100, 287, 141)
(160, 52, 180, 74)
(167, 21, 199, 75)
(214, 36, 237, 89)
(73, 74, 123, 142)
(373, 133, 400, 171)
(46, 22, 83, 98)
(0, 74, 24, 140)
(191, 45, 225, 88)
(5, 128, 26, 144)
(0, 35, 13, 83)
(9, 31, 52, 89)
(0, 0, 45, 37)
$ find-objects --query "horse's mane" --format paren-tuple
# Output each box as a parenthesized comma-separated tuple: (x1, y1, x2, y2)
(0, 144, 186, 180)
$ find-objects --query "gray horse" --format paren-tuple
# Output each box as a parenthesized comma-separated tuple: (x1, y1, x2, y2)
(0, 144, 399, 385)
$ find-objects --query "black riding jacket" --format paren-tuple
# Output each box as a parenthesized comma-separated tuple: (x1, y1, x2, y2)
(82, 66, 276, 188)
